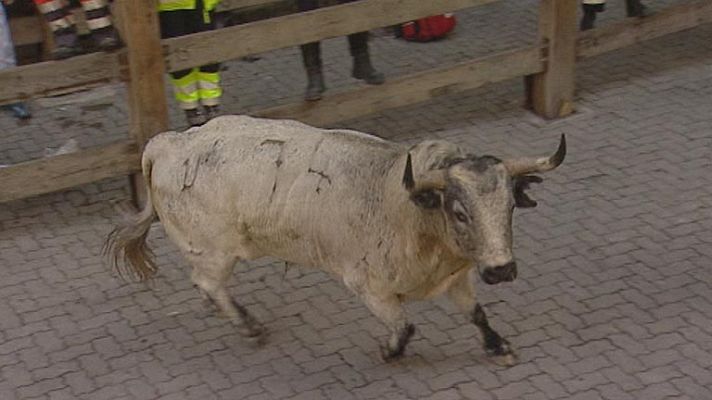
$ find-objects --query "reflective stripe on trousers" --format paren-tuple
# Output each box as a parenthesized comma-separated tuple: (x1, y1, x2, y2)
(197, 70, 222, 106)
(172, 70, 200, 110)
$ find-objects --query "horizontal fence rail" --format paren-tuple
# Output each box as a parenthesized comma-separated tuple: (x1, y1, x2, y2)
(577, 0, 712, 59)
(259, 46, 544, 126)
(163, 0, 495, 72)
(0, 141, 140, 203)
(0, 52, 122, 105)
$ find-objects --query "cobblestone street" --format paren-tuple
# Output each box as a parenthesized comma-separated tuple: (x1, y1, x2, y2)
(1, 1, 711, 399)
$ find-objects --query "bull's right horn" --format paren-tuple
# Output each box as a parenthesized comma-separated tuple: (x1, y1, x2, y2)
(402, 153, 448, 192)
(503, 134, 566, 176)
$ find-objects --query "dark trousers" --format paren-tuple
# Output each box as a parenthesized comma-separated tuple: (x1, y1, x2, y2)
(159, 1, 220, 79)
(296, 0, 368, 55)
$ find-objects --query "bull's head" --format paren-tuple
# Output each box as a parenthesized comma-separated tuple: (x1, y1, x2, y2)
(403, 135, 566, 285)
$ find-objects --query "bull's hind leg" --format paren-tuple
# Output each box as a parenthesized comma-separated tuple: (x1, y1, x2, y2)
(447, 270, 515, 365)
(361, 293, 415, 362)
(188, 254, 265, 339)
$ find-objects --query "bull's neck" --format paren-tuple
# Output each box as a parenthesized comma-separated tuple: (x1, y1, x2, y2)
(382, 153, 462, 261)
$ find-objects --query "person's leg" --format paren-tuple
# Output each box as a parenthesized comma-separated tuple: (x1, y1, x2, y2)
(159, 9, 206, 126)
(33, 0, 80, 59)
(296, 0, 326, 100)
(195, 3, 222, 119)
(337, 0, 383, 84)
(625, 0, 647, 18)
(347, 31, 384, 84)
(79, 0, 121, 51)
(580, 0, 605, 31)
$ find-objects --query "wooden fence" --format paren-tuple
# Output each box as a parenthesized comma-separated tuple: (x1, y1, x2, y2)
(1, 0, 711, 203)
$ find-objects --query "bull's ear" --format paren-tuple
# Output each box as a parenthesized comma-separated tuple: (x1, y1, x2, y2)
(410, 189, 442, 209)
(514, 175, 543, 208)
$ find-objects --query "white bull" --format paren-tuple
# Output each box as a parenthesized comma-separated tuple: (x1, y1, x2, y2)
(106, 115, 566, 362)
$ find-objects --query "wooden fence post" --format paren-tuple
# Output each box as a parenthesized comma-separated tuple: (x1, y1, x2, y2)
(527, 0, 577, 119)
(118, 0, 170, 206)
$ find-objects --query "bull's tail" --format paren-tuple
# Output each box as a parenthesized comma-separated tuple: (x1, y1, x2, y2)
(104, 154, 158, 281)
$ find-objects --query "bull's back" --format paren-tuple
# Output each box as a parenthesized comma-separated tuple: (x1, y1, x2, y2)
(144, 116, 401, 267)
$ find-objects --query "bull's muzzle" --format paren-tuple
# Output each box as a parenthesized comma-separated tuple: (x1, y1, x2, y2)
(481, 262, 518, 285)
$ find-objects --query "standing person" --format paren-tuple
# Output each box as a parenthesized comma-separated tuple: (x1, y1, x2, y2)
(32, 0, 121, 59)
(1, 0, 31, 119)
(580, 0, 647, 31)
(158, 0, 223, 127)
(297, 0, 384, 101)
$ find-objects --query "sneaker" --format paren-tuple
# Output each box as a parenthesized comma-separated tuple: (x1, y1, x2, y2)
(185, 108, 207, 127)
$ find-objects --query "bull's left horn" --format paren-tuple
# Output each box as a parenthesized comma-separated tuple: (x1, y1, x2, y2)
(503, 134, 566, 176)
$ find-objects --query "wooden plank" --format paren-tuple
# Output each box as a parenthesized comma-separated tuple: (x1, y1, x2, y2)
(578, 0, 712, 59)
(0, 51, 121, 105)
(218, 0, 286, 11)
(0, 141, 140, 203)
(8, 15, 45, 47)
(164, 0, 496, 72)
(528, 0, 577, 119)
(119, 0, 170, 206)
(257, 46, 543, 126)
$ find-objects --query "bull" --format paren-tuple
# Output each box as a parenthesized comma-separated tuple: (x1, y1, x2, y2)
(106, 115, 565, 362)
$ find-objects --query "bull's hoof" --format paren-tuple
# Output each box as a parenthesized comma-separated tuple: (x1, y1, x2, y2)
(485, 339, 517, 366)
(380, 345, 405, 362)
(485, 337, 512, 357)
(380, 323, 416, 362)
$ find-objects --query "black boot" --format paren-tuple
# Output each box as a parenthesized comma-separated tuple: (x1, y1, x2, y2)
(185, 108, 207, 127)
(204, 105, 220, 121)
(580, 3, 604, 31)
(301, 42, 325, 101)
(625, 0, 647, 17)
(348, 32, 384, 85)
(51, 28, 82, 60)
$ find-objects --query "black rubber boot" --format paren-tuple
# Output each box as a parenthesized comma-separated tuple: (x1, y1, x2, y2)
(348, 32, 384, 85)
(204, 105, 220, 121)
(300, 42, 325, 101)
(185, 108, 207, 127)
(51, 28, 82, 60)
(580, 3, 604, 31)
(625, 0, 647, 17)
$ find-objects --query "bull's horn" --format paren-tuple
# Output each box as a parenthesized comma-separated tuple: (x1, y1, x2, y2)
(402, 153, 448, 192)
(503, 134, 566, 176)
(414, 169, 448, 191)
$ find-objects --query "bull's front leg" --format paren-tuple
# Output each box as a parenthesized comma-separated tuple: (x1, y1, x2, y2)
(360, 293, 415, 362)
(447, 269, 515, 365)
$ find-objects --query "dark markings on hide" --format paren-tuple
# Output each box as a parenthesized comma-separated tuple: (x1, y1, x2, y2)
(181, 158, 198, 191)
(260, 139, 286, 168)
(269, 180, 278, 203)
(308, 168, 331, 184)
(361, 254, 370, 267)
(308, 168, 332, 193)
(260, 140, 285, 203)
(260, 139, 285, 146)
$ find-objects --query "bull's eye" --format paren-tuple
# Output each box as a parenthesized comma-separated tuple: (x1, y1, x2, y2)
(455, 211, 468, 223)
(451, 201, 469, 223)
